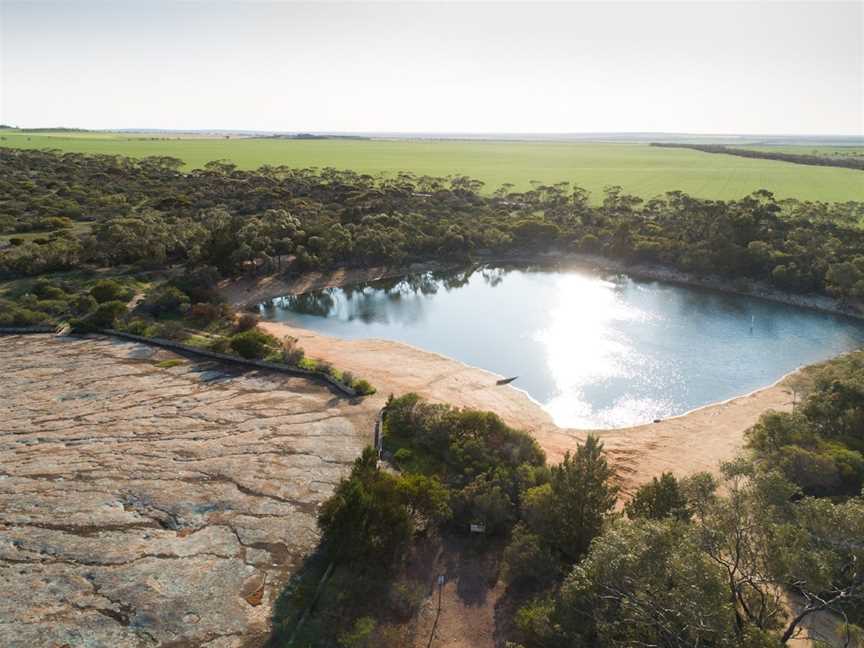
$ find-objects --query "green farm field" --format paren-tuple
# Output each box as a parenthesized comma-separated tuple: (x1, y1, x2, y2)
(2, 130, 862, 202)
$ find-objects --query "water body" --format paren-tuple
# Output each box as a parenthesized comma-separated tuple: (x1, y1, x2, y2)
(260, 265, 864, 429)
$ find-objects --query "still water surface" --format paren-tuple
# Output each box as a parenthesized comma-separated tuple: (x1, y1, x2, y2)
(260, 265, 864, 429)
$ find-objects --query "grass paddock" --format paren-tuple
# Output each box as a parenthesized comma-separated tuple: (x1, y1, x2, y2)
(2, 130, 862, 202)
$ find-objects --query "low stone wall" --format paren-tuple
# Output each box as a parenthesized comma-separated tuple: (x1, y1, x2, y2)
(101, 329, 358, 397)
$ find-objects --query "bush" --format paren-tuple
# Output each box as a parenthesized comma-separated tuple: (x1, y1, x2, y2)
(387, 580, 425, 620)
(502, 523, 559, 588)
(209, 336, 232, 353)
(624, 472, 690, 521)
(281, 338, 306, 365)
(189, 302, 224, 324)
(142, 286, 190, 317)
(90, 279, 132, 304)
(32, 279, 67, 300)
(0, 302, 49, 326)
(453, 477, 513, 535)
(234, 313, 259, 332)
(353, 379, 376, 395)
(171, 265, 221, 303)
(88, 300, 128, 328)
(393, 448, 413, 466)
(230, 328, 280, 359)
(298, 357, 318, 371)
(71, 293, 97, 316)
(121, 318, 152, 335)
(151, 320, 187, 340)
(34, 298, 70, 315)
(338, 616, 376, 648)
(317, 360, 335, 376)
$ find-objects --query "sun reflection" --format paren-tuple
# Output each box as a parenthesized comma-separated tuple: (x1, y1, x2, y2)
(537, 274, 668, 428)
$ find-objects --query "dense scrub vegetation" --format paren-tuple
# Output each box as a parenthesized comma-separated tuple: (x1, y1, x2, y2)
(272, 396, 553, 645)
(2, 148, 864, 303)
(652, 142, 864, 171)
(0, 270, 375, 395)
(0, 274, 141, 328)
(747, 352, 864, 497)
(273, 391, 864, 647)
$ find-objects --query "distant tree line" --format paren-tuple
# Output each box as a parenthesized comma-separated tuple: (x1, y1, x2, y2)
(2, 147, 864, 303)
(651, 142, 864, 171)
(262, 133, 371, 140)
(18, 127, 92, 133)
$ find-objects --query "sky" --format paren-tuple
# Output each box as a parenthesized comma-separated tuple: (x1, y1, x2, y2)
(1, 1, 862, 135)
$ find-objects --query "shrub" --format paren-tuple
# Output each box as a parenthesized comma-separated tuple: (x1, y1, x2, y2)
(453, 477, 513, 535)
(341, 370, 355, 386)
(209, 336, 232, 353)
(32, 279, 67, 300)
(281, 338, 306, 365)
(338, 616, 376, 648)
(156, 359, 186, 369)
(142, 286, 190, 317)
(121, 318, 152, 335)
(353, 379, 376, 395)
(88, 300, 127, 328)
(71, 293, 97, 316)
(502, 523, 559, 587)
(298, 357, 318, 371)
(234, 313, 259, 332)
(90, 279, 132, 304)
(317, 360, 335, 376)
(393, 448, 413, 466)
(38, 216, 73, 231)
(189, 302, 223, 324)
(230, 328, 279, 359)
(151, 320, 187, 340)
(387, 580, 425, 620)
(171, 265, 221, 302)
(34, 298, 70, 315)
(624, 472, 690, 521)
(0, 302, 49, 326)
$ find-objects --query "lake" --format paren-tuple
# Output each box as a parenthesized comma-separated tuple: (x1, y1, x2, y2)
(259, 265, 864, 429)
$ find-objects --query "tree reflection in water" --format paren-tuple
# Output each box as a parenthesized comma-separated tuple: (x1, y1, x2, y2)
(275, 290, 337, 317)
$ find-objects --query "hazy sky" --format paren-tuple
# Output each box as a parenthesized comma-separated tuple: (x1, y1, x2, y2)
(1, 1, 862, 135)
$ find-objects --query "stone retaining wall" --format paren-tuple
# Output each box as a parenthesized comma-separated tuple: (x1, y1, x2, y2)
(101, 329, 358, 397)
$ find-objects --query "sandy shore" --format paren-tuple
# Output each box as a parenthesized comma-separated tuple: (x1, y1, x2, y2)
(219, 258, 829, 493)
(257, 317, 798, 495)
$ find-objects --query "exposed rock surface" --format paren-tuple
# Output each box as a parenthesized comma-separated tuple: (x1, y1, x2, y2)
(0, 334, 375, 647)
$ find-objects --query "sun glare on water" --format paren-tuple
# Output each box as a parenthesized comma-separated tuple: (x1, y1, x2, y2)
(538, 274, 677, 429)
